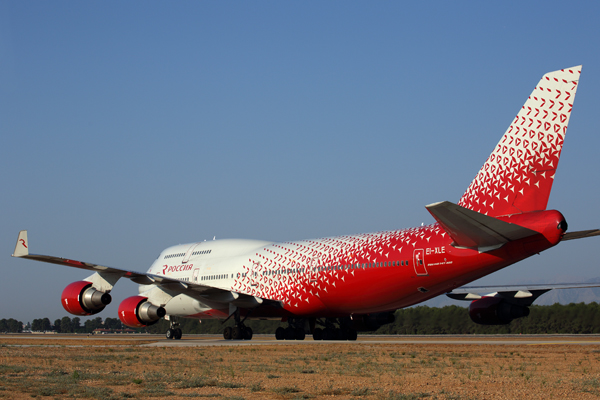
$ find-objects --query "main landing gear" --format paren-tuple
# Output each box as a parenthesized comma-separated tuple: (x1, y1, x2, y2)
(275, 317, 307, 340)
(223, 308, 253, 340)
(165, 317, 182, 340)
(313, 318, 357, 341)
(275, 318, 357, 341)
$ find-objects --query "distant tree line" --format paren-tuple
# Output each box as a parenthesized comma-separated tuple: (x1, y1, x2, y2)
(146, 302, 600, 335)
(375, 303, 600, 335)
(0, 319, 24, 333)
(4, 302, 600, 335)
(50, 316, 125, 333)
(0, 316, 128, 334)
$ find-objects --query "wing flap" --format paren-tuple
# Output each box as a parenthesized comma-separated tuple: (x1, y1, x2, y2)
(426, 201, 539, 251)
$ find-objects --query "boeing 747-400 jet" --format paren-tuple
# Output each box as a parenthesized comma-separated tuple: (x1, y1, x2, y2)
(13, 66, 600, 340)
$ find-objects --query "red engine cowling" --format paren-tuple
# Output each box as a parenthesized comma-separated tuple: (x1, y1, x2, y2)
(118, 296, 166, 328)
(469, 297, 530, 325)
(61, 281, 112, 316)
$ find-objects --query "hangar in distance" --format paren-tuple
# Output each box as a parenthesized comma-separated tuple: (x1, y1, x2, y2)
(13, 66, 600, 340)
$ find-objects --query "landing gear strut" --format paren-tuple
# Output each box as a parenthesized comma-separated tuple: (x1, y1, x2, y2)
(223, 308, 253, 340)
(166, 317, 182, 340)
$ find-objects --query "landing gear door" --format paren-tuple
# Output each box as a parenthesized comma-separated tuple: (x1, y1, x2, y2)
(413, 249, 428, 276)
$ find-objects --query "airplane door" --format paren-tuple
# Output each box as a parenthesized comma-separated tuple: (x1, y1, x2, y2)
(193, 268, 200, 283)
(182, 243, 202, 264)
(249, 261, 261, 288)
(413, 249, 428, 276)
(307, 257, 318, 284)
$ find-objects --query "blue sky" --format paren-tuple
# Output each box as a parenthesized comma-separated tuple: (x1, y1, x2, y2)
(2, 2, 600, 323)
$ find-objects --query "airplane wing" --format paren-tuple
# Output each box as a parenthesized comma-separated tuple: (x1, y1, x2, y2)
(11, 230, 277, 309)
(561, 229, 600, 241)
(447, 283, 600, 306)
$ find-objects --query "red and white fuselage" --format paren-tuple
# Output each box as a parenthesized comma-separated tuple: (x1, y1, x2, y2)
(149, 208, 566, 319)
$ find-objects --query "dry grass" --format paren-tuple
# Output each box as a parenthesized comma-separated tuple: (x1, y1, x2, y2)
(1, 337, 600, 399)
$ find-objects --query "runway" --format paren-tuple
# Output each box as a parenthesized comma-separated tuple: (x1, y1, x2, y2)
(144, 334, 600, 347)
(4, 333, 600, 347)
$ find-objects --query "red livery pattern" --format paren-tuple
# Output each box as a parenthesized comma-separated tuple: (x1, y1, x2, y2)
(232, 226, 447, 313)
(459, 68, 580, 217)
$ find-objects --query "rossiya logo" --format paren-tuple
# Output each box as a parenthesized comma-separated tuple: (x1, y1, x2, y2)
(162, 264, 193, 274)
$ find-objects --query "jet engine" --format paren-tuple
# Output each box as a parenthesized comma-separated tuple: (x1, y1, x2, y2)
(118, 296, 166, 328)
(469, 297, 530, 325)
(61, 281, 112, 316)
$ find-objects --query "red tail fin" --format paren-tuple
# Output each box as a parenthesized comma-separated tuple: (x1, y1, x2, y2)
(459, 66, 581, 217)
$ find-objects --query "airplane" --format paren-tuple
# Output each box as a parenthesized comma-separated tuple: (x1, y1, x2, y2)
(12, 65, 600, 341)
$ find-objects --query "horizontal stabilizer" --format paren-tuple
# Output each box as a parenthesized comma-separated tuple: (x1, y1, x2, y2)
(426, 201, 538, 251)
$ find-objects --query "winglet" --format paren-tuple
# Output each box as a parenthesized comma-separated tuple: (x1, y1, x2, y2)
(12, 230, 29, 257)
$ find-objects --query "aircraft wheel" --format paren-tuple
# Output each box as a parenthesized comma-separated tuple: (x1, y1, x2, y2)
(275, 327, 285, 340)
(339, 328, 349, 341)
(312, 327, 323, 340)
(295, 328, 305, 341)
(244, 327, 253, 340)
(174, 328, 182, 340)
(334, 328, 342, 340)
(166, 329, 174, 340)
(223, 326, 232, 340)
(347, 329, 358, 341)
(284, 326, 296, 340)
(323, 328, 334, 340)
(232, 326, 243, 340)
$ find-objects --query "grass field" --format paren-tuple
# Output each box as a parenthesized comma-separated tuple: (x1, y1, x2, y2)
(1, 336, 600, 399)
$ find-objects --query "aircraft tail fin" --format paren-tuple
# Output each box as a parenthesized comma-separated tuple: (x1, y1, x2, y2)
(459, 66, 581, 217)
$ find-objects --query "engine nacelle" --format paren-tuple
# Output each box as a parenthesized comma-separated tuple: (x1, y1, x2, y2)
(351, 311, 396, 331)
(118, 296, 166, 328)
(469, 297, 530, 325)
(61, 281, 112, 316)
